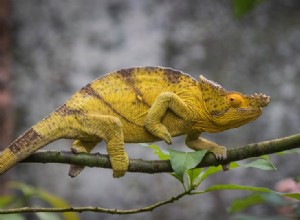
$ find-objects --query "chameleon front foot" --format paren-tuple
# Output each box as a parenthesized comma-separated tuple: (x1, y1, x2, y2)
(157, 126, 172, 144)
(144, 122, 172, 144)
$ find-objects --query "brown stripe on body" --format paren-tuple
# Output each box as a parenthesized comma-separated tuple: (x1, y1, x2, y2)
(80, 83, 100, 98)
(163, 67, 198, 86)
(163, 68, 182, 84)
(80, 84, 143, 128)
(117, 68, 152, 108)
(8, 128, 41, 155)
(56, 104, 82, 116)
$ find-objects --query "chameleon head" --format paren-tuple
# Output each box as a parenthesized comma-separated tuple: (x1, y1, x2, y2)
(199, 75, 270, 132)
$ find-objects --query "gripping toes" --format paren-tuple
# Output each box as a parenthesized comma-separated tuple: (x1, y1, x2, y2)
(145, 122, 172, 144)
(211, 145, 227, 160)
(110, 152, 129, 178)
(159, 126, 172, 144)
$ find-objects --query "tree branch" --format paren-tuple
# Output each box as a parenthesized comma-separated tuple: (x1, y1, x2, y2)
(1, 133, 299, 215)
(20, 133, 300, 173)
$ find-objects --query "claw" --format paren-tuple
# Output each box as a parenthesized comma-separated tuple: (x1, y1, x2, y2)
(163, 133, 172, 145)
(110, 152, 129, 178)
(211, 145, 227, 161)
(221, 163, 230, 171)
(113, 170, 126, 178)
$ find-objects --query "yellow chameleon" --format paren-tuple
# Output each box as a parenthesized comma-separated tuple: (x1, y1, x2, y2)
(0, 66, 269, 178)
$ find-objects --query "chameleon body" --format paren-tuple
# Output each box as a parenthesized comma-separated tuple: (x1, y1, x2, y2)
(0, 67, 269, 178)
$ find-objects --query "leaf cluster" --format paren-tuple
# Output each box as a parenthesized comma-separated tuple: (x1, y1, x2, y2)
(148, 144, 300, 218)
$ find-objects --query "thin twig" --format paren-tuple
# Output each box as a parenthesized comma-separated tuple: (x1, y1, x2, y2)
(0, 189, 191, 214)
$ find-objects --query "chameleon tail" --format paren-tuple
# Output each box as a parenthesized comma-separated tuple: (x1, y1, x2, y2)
(0, 112, 64, 174)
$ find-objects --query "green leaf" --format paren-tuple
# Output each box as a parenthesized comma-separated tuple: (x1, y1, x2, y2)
(230, 161, 241, 168)
(148, 144, 170, 160)
(0, 214, 25, 220)
(186, 168, 202, 188)
(202, 184, 273, 194)
(36, 190, 79, 220)
(229, 193, 265, 213)
(277, 148, 300, 155)
(230, 192, 290, 214)
(8, 182, 36, 196)
(195, 162, 240, 187)
(197, 166, 223, 186)
(259, 155, 270, 160)
(196, 183, 300, 202)
(242, 158, 276, 171)
(282, 193, 300, 200)
(168, 149, 208, 178)
(232, 0, 265, 18)
(170, 173, 185, 186)
(8, 182, 79, 220)
(0, 196, 15, 207)
(233, 215, 285, 220)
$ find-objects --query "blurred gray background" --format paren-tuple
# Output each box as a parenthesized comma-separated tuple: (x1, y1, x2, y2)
(1, 0, 300, 219)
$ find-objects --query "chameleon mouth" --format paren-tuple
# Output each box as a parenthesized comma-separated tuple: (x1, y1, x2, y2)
(212, 106, 262, 117)
(235, 107, 262, 115)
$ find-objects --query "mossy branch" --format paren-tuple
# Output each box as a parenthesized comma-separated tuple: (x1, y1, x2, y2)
(20, 133, 300, 173)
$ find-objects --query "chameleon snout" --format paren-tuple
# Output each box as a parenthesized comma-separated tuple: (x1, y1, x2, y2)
(249, 93, 270, 108)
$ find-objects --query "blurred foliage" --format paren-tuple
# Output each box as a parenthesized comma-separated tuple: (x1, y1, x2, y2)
(227, 153, 300, 219)
(0, 182, 80, 220)
(231, 192, 300, 219)
(146, 144, 300, 218)
(232, 0, 267, 17)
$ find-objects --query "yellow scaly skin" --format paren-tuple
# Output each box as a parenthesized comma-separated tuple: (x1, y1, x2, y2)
(0, 67, 270, 178)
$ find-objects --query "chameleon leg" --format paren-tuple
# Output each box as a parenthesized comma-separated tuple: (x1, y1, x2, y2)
(185, 133, 227, 160)
(68, 140, 98, 178)
(76, 114, 129, 178)
(144, 92, 191, 144)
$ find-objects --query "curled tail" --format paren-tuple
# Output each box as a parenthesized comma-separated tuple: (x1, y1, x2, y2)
(0, 112, 64, 174)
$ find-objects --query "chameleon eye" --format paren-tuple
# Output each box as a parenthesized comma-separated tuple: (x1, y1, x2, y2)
(228, 93, 243, 108)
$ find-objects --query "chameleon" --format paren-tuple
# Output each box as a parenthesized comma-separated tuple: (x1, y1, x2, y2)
(0, 66, 269, 178)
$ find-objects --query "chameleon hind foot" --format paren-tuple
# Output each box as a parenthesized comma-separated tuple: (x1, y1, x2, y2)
(110, 151, 129, 178)
(210, 145, 227, 160)
(185, 133, 227, 160)
(107, 143, 129, 178)
(144, 123, 172, 144)
(68, 140, 97, 178)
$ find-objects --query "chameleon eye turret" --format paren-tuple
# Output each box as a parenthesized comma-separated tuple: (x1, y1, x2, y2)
(227, 93, 243, 108)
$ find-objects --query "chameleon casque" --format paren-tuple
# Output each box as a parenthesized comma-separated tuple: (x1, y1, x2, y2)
(0, 66, 269, 178)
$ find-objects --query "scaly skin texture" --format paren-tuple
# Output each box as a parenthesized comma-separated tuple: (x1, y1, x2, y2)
(0, 66, 270, 178)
